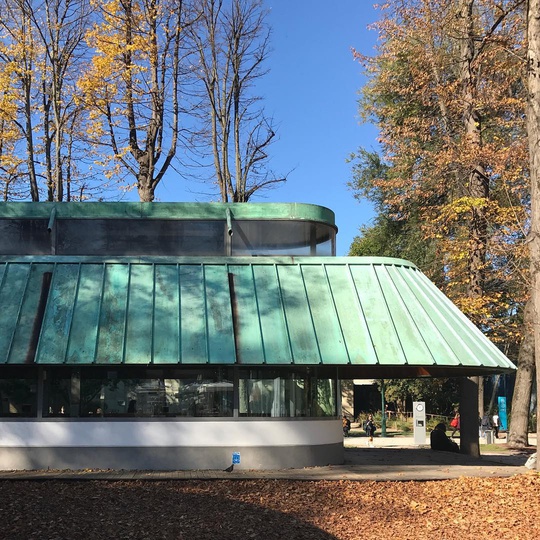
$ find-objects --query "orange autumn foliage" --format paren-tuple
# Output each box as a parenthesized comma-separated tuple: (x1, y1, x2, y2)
(354, 0, 528, 350)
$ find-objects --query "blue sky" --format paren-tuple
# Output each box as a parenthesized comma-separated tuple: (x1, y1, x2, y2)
(262, 1, 380, 255)
(157, 1, 381, 255)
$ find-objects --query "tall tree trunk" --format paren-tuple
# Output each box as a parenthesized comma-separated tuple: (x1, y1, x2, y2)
(24, 76, 39, 201)
(478, 378, 485, 418)
(508, 299, 535, 447)
(526, 0, 540, 471)
(459, 0, 488, 453)
(488, 375, 500, 414)
(137, 167, 155, 202)
(460, 0, 488, 300)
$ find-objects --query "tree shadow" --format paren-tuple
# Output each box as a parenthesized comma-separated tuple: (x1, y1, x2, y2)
(0, 480, 338, 540)
(344, 446, 531, 468)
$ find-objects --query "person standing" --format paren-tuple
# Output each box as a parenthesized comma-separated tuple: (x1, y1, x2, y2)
(342, 415, 351, 437)
(480, 412, 492, 438)
(492, 411, 500, 439)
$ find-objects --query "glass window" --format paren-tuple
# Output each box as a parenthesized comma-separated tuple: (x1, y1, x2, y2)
(238, 370, 337, 418)
(239, 369, 316, 418)
(0, 219, 50, 255)
(79, 377, 169, 417)
(56, 219, 226, 256)
(239, 377, 275, 417)
(0, 217, 336, 257)
(173, 378, 233, 417)
(314, 378, 337, 417)
(0, 379, 38, 417)
(38, 367, 335, 419)
(232, 221, 335, 256)
(43, 373, 72, 417)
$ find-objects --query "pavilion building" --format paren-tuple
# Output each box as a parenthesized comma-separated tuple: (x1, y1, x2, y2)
(0, 202, 515, 470)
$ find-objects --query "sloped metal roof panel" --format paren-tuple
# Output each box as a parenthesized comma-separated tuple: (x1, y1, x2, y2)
(0, 256, 516, 373)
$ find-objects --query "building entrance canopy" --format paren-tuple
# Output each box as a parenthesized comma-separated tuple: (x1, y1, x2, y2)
(0, 256, 515, 377)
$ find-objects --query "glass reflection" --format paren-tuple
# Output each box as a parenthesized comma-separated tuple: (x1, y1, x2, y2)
(238, 370, 336, 417)
(77, 373, 233, 417)
(36, 367, 336, 419)
(0, 379, 37, 417)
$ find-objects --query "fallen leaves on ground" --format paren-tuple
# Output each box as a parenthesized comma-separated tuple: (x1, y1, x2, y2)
(0, 473, 539, 539)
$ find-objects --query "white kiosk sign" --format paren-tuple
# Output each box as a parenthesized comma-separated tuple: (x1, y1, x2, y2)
(413, 401, 426, 445)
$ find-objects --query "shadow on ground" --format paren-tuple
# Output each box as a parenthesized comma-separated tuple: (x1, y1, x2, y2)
(344, 446, 533, 468)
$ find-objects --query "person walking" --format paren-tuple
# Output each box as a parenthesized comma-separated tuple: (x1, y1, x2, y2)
(450, 412, 460, 438)
(364, 414, 376, 447)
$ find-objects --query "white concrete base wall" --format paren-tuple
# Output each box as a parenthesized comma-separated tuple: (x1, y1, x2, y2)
(0, 419, 344, 471)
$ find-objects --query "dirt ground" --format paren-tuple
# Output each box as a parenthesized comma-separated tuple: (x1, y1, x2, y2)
(0, 474, 539, 539)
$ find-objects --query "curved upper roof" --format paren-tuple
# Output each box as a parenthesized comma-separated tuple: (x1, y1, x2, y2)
(0, 201, 337, 227)
(0, 255, 515, 376)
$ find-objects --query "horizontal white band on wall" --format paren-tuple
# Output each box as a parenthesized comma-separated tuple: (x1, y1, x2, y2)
(0, 419, 342, 448)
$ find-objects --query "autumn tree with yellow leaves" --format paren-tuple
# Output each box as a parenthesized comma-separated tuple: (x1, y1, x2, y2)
(0, 0, 41, 200)
(0, 0, 282, 202)
(78, 0, 192, 202)
(0, 58, 23, 200)
(0, 0, 95, 201)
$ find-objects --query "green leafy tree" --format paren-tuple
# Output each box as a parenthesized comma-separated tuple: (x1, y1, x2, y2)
(379, 378, 460, 417)
(348, 149, 442, 282)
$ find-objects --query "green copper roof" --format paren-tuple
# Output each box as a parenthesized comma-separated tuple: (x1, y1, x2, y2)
(0, 201, 336, 226)
(0, 256, 515, 376)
